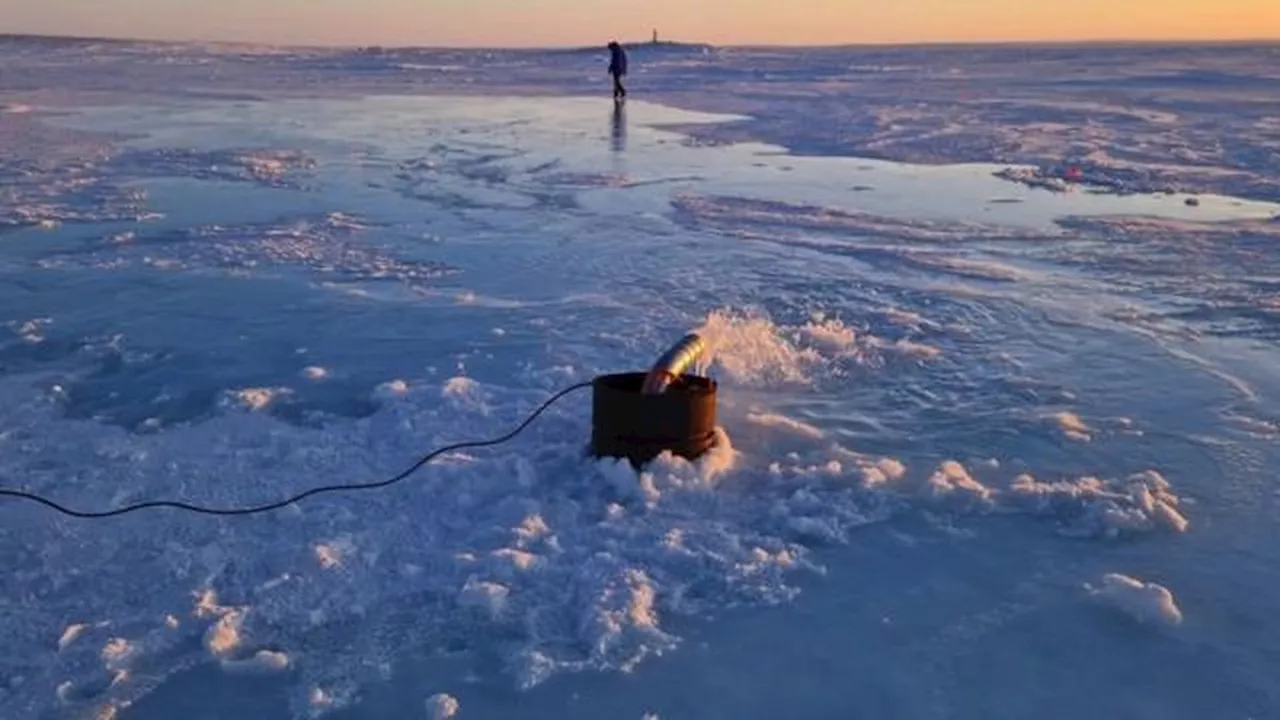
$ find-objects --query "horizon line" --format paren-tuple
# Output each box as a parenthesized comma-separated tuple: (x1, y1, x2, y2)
(3, 30, 1279, 53)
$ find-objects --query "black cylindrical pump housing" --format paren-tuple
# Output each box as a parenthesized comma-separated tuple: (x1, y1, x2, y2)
(590, 372, 717, 467)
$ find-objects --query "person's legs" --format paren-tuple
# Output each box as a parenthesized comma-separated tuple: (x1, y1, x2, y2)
(612, 73, 626, 99)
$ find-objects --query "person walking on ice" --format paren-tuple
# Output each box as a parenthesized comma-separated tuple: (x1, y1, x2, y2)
(608, 41, 628, 101)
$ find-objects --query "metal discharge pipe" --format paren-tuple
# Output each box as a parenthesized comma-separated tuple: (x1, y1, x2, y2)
(641, 333, 707, 395)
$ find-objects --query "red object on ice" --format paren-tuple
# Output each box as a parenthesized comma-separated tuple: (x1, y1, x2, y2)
(1066, 166, 1082, 181)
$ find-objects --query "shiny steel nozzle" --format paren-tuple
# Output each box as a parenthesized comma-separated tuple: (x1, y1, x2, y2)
(641, 333, 707, 395)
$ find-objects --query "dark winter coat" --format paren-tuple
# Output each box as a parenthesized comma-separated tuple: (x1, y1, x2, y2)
(609, 45, 628, 76)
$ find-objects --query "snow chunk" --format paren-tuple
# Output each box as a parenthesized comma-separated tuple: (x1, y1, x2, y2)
(315, 537, 355, 570)
(220, 650, 291, 675)
(1007, 470, 1188, 537)
(745, 411, 824, 440)
(443, 376, 480, 398)
(442, 376, 488, 409)
(16, 318, 51, 344)
(204, 609, 245, 659)
(55, 681, 74, 704)
(600, 569, 657, 628)
(309, 686, 334, 710)
(458, 579, 510, 619)
(596, 456, 656, 505)
(374, 379, 410, 399)
(1050, 411, 1092, 442)
(513, 514, 551, 545)
(925, 461, 994, 510)
(1087, 573, 1183, 627)
(301, 366, 330, 380)
(572, 562, 677, 675)
(227, 387, 291, 411)
(858, 466, 890, 487)
(635, 427, 738, 500)
(492, 547, 541, 572)
(58, 623, 90, 651)
(425, 693, 460, 719)
(193, 589, 222, 619)
(856, 456, 908, 488)
(100, 638, 138, 671)
(695, 427, 737, 479)
(882, 308, 926, 327)
(876, 458, 907, 480)
(861, 334, 943, 360)
(788, 515, 843, 543)
(884, 338, 942, 359)
(303, 682, 358, 716)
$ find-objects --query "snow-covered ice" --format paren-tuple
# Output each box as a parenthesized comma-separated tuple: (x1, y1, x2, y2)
(2, 35, 1280, 720)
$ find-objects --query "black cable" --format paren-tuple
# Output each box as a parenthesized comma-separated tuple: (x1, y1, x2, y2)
(0, 380, 593, 519)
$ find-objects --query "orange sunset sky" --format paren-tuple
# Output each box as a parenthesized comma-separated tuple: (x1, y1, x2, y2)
(4, 0, 1277, 47)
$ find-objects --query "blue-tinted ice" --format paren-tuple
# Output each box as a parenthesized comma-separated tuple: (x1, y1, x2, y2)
(2, 39, 1280, 720)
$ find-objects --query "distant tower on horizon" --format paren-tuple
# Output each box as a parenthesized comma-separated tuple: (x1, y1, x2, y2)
(652, 29, 659, 44)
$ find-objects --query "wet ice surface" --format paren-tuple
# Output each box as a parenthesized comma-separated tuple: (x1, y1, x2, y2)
(3, 38, 1280, 720)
